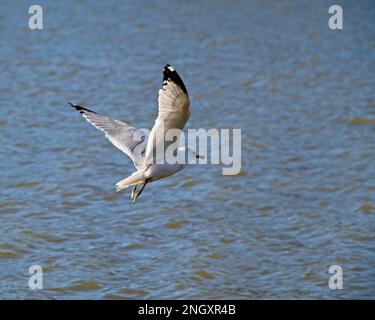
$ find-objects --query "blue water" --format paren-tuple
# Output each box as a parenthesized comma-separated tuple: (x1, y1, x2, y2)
(0, 0, 374, 299)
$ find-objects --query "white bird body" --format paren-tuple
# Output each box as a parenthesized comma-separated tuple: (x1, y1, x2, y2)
(145, 163, 185, 182)
(115, 163, 185, 191)
(69, 64, 200, 203)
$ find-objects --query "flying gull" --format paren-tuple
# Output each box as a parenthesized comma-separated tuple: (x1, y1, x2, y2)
(69, 64, 202, 203)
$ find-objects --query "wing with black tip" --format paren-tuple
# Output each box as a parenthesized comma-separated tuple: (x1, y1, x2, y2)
(68, 103, 147, 170)
(144, 64, 190, 165)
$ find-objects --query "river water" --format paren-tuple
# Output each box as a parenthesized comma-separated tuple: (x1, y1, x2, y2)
(0, 0, 374, 299)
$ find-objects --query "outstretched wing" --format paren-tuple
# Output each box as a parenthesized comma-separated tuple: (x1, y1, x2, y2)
(144, 64, 190, 165)
(69, 103, 147, 170)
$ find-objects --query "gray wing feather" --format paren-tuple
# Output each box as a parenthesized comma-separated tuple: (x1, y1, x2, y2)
(69, 103, 147, 170)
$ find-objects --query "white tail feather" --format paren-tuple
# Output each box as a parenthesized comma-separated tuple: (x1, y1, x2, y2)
(115, 171, 146, 192)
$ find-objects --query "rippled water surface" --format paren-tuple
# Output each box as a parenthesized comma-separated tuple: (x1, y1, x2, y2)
(0, 0, 374, 299)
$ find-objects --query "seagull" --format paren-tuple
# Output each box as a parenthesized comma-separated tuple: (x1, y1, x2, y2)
(69, 64, 203, 203)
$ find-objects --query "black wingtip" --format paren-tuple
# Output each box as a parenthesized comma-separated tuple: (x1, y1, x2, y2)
(67, 102, 76, 108)
(68, 102, 97, 114)
(163, 64, 188, 94)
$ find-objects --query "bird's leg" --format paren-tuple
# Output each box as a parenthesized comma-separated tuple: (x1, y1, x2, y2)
(130, 185, 137, 202)
(131, 179, 149, 204)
